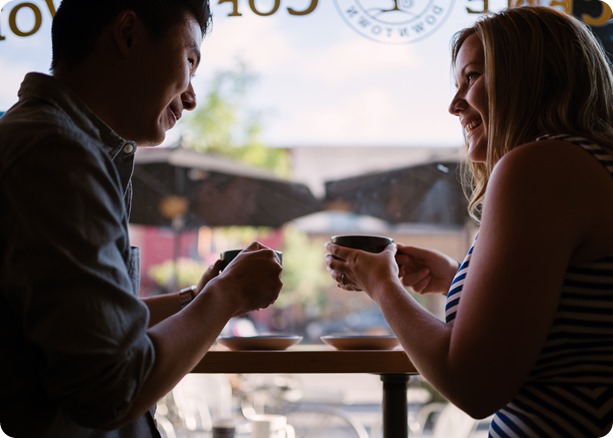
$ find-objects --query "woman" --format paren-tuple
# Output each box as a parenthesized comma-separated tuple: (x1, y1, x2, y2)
(325, 6, 613, 437)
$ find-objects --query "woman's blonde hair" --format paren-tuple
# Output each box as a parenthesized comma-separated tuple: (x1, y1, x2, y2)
(451, 6, 613, 221)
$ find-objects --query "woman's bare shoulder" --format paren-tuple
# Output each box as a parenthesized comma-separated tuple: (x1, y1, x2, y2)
(487, 137, 613, 264)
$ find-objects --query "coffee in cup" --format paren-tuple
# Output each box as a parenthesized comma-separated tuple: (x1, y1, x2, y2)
(330, 234, 393, 253)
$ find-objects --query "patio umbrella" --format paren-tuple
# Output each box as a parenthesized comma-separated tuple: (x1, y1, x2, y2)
(129, 146, 323, 230)
(323, 161, 468, 226)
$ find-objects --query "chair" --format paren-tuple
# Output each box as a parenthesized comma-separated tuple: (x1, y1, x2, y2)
(169, 373, 234, 434)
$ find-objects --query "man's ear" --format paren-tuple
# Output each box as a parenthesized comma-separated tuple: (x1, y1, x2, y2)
(113, 10, 138, 55)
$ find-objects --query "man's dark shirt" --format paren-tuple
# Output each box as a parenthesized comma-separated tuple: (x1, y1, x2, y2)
(0, 73, 157, 437)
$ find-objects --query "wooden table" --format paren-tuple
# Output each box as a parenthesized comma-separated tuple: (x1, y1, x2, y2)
(192, 346, 418, 437)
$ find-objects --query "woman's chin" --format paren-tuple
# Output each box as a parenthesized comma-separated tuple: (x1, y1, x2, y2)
(467, 139, 487, 163)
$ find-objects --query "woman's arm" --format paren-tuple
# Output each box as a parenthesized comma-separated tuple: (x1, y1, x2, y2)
(327, 140, 611, 418)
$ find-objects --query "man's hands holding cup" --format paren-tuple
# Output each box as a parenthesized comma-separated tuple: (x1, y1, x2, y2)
(207, 241, 283, 316)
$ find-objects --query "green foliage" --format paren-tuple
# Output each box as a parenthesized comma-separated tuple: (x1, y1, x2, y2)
(275, 227, 330, 308)
(147, 258, 204, 293)
(213, 226, 267, 244)
(145, 226, 330, 307)
(183, 59, 290, 177)
(161, 59, 330, 310)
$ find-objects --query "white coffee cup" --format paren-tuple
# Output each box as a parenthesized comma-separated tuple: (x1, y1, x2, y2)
(249, 414, 295, 438)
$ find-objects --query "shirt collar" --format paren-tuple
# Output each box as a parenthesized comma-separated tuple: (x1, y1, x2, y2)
(17, 72, 137, 158)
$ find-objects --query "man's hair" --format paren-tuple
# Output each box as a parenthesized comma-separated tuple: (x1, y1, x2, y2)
(450, 6, 613, 221)
(50, 0, 212, 70)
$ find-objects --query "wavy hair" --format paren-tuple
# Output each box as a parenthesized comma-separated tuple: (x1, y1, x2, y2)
(451, 6, 613, 222)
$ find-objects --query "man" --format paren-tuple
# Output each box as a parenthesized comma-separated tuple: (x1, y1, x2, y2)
(0, 0, 283, 436)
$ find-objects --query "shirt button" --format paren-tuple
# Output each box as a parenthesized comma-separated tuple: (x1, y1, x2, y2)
(123, 143, 134, 154)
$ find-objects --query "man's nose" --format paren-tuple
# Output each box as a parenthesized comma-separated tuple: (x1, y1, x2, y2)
(182, 83, 196, 111)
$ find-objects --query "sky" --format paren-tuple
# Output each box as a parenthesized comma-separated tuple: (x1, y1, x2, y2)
(1, 1, 612, 148)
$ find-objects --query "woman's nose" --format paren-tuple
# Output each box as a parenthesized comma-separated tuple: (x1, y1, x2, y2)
(448, 92, 466, 116)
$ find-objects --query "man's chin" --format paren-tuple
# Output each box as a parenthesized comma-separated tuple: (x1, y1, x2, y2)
(140, 140, 165, 147)
(136, 131, 166, 147)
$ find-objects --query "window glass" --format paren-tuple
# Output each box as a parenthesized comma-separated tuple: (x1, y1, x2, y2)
(1, 0, 611, 334)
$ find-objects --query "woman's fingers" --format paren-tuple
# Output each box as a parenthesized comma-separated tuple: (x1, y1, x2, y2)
(402, 267, 431, 291)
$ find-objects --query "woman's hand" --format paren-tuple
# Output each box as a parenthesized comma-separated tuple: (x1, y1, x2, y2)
(324, 242, 401, 300)
(395, 244, 459, 294)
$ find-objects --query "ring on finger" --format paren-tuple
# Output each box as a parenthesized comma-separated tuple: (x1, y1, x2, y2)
(341, 273, 346, 285)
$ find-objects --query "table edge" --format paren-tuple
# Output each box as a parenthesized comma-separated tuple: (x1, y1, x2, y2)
(191, 349, 418, 375)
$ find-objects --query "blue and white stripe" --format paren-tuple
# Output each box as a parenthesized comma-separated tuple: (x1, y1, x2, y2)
(444, 134, 613, 437)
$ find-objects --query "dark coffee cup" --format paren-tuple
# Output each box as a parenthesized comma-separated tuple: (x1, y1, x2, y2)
(331, 234, 393, 253)
(212, 419, 236, 438)
(219, 248, 283, 270)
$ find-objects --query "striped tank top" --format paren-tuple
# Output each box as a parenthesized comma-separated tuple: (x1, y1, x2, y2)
(445, 134, 613, 437)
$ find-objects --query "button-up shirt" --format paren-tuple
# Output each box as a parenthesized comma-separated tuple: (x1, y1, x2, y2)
(0, 73, 158, 437)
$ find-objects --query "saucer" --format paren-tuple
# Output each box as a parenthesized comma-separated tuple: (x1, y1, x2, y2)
(320, 334, 400, 351)
(218, 334, 303, 351)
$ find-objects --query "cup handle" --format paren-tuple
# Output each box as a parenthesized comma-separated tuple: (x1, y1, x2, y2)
(284, 424, 295, 438)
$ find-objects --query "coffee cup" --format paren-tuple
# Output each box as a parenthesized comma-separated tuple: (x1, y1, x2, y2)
(249, 414, 295, 438)
(219, 249, 283, 271)
(330, 234, 393, 253)
(212, 418, 236, 438)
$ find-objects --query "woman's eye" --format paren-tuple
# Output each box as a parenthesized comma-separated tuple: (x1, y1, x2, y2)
(465, 72, 480, 84)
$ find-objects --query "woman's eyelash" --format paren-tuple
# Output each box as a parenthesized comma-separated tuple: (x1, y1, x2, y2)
(465, 71, 479, 82)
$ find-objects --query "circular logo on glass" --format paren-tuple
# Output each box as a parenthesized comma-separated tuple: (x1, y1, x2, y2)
(333, 0, 455, 44)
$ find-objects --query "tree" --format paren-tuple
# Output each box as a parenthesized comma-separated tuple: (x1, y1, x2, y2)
(183, 59, 289, 177)
(175, 59, 330, 313)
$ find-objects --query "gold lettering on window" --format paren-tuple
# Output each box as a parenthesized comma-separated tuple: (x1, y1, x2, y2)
(249, 0, 281, 16)
(218, 0, 242, 16)
(580, 1, 612, 26)
(9, 2, 42, 37)
(288, 0, 318, 16)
